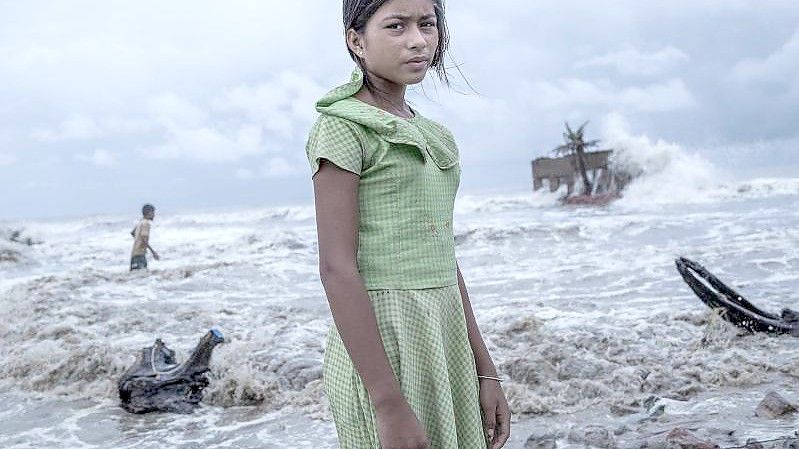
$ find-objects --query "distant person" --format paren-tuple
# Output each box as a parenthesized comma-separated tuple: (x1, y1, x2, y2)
(130, 204, 159, 271)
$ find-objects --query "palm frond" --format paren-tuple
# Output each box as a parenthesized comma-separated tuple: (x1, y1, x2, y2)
(583, 139, 601, 148)
(565, 122, 574, 138)
(552, 143, 573, 156)
(576, 121, 590, 138)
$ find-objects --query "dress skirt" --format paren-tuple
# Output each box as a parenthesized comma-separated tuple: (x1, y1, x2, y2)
(323, 285, 488, 448)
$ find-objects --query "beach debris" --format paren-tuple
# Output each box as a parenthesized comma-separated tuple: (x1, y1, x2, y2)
(568, 424, 617, 449)
(525, 430, 558, 449)
(780, 436, 799, 449)
(1, 228, 41, 246)
(0, 247, 21, 262)
(562, 192, 621, 206)
(643, 396, 667, 421)
(664, 428, 719, 449)
(611, 396, 668, 436)
(754, 392, 797, 419)
(610, 402, 640, 417)
(0, 228, 41, 264)
(118, 329, 224, 414)
(675, 257, 799, 336)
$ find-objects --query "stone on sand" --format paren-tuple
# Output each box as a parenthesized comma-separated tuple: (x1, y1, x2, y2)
(754, 392, 797, 419)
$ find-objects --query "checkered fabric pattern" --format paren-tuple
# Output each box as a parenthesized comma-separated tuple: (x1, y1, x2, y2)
(307, 70, 487, 448)
(306, 69, 461, 290)
(323, 286, 487, 449)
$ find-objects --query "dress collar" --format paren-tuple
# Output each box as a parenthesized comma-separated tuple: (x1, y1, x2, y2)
(315, 69, 458, 170)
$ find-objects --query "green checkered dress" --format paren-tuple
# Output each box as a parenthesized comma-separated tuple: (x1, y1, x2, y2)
(307, 70, 487, 448)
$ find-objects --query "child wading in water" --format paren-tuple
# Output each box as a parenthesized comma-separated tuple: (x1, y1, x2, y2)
(307, 1, 510, 448)
(130, 204, 160, 271)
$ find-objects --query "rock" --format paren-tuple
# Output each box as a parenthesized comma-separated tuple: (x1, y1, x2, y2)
(780, 437, 799, 449)
(744, 438, 764, 449)
(755, 392, 797, 418)
(525, 431, 557, 449)
(568, 425, 617, 449)
(664, 428, 719, 449)
(610, 403, 640, 417)
(640, 436, 669, 449)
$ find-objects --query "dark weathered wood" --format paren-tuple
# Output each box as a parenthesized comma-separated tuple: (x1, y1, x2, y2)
(118, 330, 224, 414)
(674, 257, 798, 336)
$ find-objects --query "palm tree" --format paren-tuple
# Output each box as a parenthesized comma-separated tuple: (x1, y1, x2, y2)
(552, 121, 601, 196)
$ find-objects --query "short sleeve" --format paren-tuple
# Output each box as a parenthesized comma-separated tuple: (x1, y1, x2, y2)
(305, 115, 364, 177)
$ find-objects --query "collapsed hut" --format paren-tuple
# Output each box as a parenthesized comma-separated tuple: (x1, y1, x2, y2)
(531, 150, 632, 196)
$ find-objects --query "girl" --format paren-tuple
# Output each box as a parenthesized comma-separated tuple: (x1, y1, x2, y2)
(306, 1, 510, 448)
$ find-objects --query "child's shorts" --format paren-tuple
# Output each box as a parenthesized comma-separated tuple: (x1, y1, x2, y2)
(130, 255, 148, 271)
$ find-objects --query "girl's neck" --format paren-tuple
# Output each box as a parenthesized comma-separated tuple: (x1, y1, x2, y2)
(355, 71, 413, 119)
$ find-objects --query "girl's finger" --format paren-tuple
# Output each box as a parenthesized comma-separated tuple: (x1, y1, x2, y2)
(483, 404, 497, 443)
(491, 408, 511, 449)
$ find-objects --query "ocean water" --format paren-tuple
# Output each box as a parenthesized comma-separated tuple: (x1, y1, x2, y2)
(2, 143, 799, 448)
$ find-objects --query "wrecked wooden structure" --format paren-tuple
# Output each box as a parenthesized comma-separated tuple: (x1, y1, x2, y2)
(532, 150, 630, 196)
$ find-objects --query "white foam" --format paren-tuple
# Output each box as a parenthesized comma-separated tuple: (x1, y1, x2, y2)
(1, 176, 798, 448)
(602, 114, 799, 210)
(602, 114, 721, 209)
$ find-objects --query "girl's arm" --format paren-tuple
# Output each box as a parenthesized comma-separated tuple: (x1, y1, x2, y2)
(312, 161, 405, 407)
(314, 160, 433, 448)
(457, 262, 511, 448)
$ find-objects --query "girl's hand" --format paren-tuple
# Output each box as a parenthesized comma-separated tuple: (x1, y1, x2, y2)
(479, 378, 511, 449)
(375, 396, 430, 449)
(375, 397, 430, 449)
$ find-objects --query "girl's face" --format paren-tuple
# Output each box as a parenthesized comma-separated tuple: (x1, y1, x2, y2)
(350, 0, 440, 87)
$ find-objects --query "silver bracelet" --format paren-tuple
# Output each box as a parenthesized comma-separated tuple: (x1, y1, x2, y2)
(477, 375, 503, 383)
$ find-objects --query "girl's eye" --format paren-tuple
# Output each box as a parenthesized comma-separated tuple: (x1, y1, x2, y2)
(386, 23, 403, 30)
(422, 21, 437, 28)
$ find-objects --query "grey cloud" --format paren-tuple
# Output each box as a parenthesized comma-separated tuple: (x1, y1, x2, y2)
(140, 71, 327, 164)
(576, 47, 690, 77)
(259, 157, 305, 179)
(216, 72, 327, 144)
(530, 78, 697, 113)
(33, 115, 103, 142)
(32, 116, 153, 143)
(75, 149, 118, 168)
(2, 1, 799, 219)
(730, 28, 799, 96)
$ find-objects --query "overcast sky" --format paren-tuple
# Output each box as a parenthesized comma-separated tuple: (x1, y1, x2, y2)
(2, 0, 798, 220)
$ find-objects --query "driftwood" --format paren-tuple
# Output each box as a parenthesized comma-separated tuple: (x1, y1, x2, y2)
(118, 329, 224, 414)
(675, 257, 799, 336)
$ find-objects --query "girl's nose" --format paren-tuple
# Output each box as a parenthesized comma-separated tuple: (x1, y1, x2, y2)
(407, 25, 427, 50)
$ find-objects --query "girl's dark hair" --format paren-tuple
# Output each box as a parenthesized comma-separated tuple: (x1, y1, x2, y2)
(343, 0, 451, 91)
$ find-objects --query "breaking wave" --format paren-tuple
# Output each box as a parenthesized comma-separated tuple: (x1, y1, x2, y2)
(602, 114, 799, 209)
